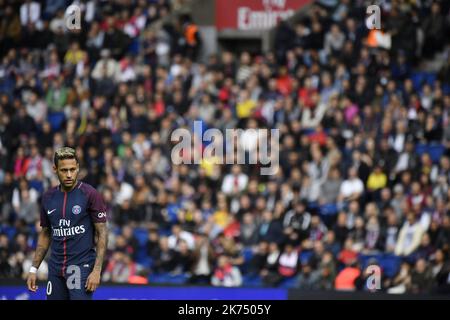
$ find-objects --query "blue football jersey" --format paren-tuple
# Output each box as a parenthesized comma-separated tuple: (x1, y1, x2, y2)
(40, 181, 107, 276)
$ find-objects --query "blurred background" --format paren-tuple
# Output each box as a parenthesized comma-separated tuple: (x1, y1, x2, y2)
(0, 0, 449, 299)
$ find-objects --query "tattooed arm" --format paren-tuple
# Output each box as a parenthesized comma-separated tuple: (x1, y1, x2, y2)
(85, 222, 108, 292)
(27, 227, 51, 292)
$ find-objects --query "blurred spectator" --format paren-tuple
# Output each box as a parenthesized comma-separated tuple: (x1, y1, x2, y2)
(410, 258, 433, 293)
(153, 236, 177, 274)
(249, 241, 269, 275)
(0, 0, 448, 294)
(277, 243, 299, 281)
(168, 224, 195, 251)
(261, 242, 281, 286)
(102, 251, 145, 283)
(190, 233, 214, 284)
(395, 213, 425, 257)
(334, 261, 361, 291)
(171, 239, 194, 274)
(338, 167, 364, 203)
(387, 262, 412, 294)
(221, 165, 249, 196)
(211, 255, 242, 287)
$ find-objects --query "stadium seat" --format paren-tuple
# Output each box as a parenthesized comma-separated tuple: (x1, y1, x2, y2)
(148, 272, 189, 285)
(128, 39, 140, 55)
(0, 226, 16, 240)
(240, 248, 254, 274)
(112, 226, 122, 235)
(299, 250, 313, 265)
(443, 83, 450, 95)
(148, 273, 169, 284)
(133, 228, 149, 247)
(168, 273, 190, 285)
(307, 201, 319, 210)
(358, 254, 401, 279)
(411, 72, 437, 91)
(320, 203, 338, 216)
(242, 248, 254, 263)
(242, 274, 263, 287)
(167, 203, 181, 224)
(415, 144, 445, 164)
(415, 143, 428, 156)
(278, 277, 297, 288)
(47, 112, 65, 131)
(136, 249, 152, 268)
(428, 144, 445, 163)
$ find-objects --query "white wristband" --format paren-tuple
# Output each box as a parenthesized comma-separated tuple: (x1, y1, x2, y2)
(29, 266, 38, 274)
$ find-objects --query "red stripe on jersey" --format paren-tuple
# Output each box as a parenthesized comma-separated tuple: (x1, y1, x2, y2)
(62, 192, 68, 276)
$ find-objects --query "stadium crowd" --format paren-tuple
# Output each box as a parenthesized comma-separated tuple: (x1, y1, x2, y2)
(0, 0, 450, 294)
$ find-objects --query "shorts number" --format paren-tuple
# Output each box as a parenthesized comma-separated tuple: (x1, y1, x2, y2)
(46, 281, 52, 296)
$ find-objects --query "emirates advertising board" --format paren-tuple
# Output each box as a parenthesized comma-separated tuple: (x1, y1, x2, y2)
(216, 0, 312, 31)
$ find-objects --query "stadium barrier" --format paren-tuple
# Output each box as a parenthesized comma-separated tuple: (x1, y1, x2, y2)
(1, 281, 449, 300)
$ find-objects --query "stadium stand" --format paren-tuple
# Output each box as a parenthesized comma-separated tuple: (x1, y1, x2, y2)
(0, 0, 449, 295)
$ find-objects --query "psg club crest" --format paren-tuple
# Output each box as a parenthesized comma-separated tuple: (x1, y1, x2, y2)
(72, 205, 82, 215)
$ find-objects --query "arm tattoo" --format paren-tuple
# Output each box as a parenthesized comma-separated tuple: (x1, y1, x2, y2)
(32, 228, 51, 268)
(93, 223, 108, 273)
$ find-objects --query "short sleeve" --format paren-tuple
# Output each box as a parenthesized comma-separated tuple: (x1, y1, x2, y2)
(88, 188, 107, 223)
(40, 196, 49, 228)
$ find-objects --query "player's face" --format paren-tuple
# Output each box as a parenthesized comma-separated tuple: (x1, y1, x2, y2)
(54, 159, 79, 190)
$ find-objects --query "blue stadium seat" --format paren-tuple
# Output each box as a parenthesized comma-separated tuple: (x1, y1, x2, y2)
(411, 72, 423, 90)
(168, 273, 190, 285)
(320, 203, 338, 216)
(148, 272, 189, 285)
(136, 248, 152, 267)
(443, 83, 450, 95)
(240, 248, 254, 274)
(278, 277, 297, 288)
(47, 112, 65, 131)
(133, 228, 148, 247)
(415, 144, 445, 164)
(242, 248, 254, 263)
(29, 180, 44, 194)
(167, 203, 181, 224)
(424, 72, 436, 86)
(111, 226, 120, 235)
(415, 143, 428, 156)
(411, 72, 436, 91)
(358, 254, 401, 279)
(0, 226, 16, 240)
(299, 250, 313, 265)
(302, 128, 315, 136)
(428, 144, 445, 163)
(307, 201, 319, 210)
(242, 274, 263, 287)
(128, 39, 140, 55)
(148, 273, 170, 284)
(378, 254, 401, 278)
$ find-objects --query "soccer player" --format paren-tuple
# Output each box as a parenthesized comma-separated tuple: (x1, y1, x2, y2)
(26, 147, 108, 300)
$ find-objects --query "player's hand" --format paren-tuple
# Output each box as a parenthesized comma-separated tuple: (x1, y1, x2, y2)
(86, 270, 101, 292)
(27, 273, 38, 292)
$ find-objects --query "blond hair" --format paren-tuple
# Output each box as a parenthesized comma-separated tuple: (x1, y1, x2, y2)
(54, 147, 78, 167)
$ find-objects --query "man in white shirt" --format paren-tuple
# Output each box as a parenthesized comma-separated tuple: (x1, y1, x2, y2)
(395, 213, 424, 256)
(221, 165, 249, 196)
(168, 224, 195, 251)
(338, 167, 364, 202)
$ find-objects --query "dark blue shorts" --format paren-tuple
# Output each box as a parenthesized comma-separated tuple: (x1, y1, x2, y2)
(46, 264, 95, 300)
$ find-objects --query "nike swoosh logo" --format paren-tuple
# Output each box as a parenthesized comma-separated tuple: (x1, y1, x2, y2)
(47, 209, 56, 215)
